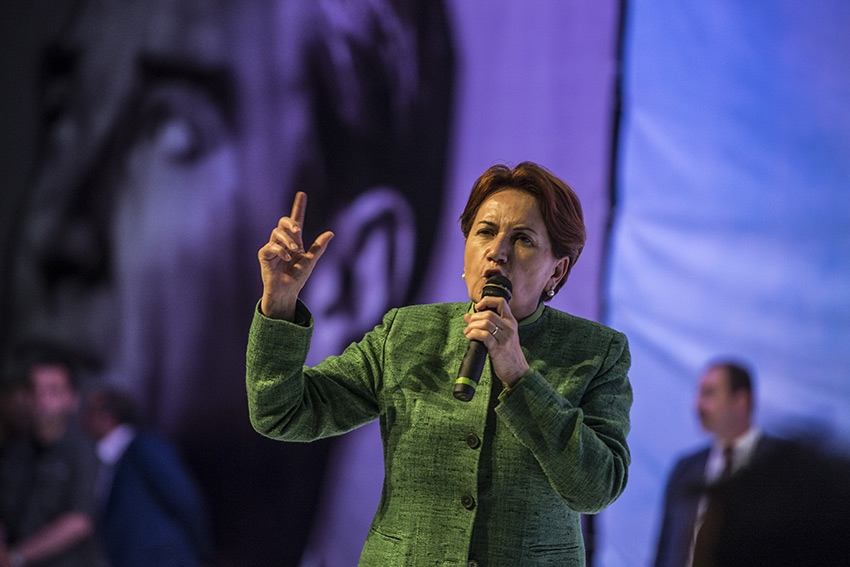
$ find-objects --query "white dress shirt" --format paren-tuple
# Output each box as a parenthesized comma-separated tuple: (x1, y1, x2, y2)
(95, 424, 137, 501)
(703, 427, 761, 485)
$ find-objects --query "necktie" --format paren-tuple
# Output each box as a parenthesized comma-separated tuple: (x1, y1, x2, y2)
(692, 445, 737, 566)
(720, 445, 735, 480)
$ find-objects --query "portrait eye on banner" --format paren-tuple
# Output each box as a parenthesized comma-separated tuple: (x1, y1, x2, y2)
(2, 1, 848, 567)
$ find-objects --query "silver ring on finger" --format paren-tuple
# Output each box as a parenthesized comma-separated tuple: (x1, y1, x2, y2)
(491, 325, 501, 336)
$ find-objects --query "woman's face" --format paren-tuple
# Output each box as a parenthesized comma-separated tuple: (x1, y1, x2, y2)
(463, 188, 568, 320)
(1, 0, 306, 433)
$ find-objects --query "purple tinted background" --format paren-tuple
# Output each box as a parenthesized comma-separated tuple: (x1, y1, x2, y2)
(0, 2, 620, 565)
(424, 1, 620, 324)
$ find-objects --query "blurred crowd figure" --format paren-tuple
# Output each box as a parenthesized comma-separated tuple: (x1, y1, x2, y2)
(653, 360, 787, 567)
(0, 0, 454, 564)
(0, 357, 99, 567)
(81, 386, 210, 567)
(1, 358, 210, 567)
(653, 359, 850, 567)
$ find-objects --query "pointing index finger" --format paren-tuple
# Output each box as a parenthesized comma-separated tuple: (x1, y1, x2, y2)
(291, 191, 308, 227)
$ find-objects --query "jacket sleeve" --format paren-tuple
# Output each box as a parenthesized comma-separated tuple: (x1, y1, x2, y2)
(246, 300, 385, 441)
(495, 329, 632, 513)
(132, 434, 211, 557)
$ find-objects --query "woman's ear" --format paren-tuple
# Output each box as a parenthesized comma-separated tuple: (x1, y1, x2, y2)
(301, 187, 415, 358)
(549, 257, 570, 291)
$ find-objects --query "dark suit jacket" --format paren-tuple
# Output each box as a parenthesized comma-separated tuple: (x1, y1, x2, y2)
(693, 439, 850, 567)
(653, 434, 786, 567)
(101, 432, 209, 567)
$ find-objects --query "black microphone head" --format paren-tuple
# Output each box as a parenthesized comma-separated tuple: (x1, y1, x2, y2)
(482, 274, 512, 301)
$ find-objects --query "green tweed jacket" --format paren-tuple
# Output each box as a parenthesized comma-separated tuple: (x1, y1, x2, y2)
(246, 300, 632, 566)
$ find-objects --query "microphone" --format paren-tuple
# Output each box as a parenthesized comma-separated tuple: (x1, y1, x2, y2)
(453, 274, 512, 402)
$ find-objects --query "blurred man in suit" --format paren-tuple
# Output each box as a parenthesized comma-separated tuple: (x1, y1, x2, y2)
(82, 386, 209, 567)
(653, 360, 787, 567)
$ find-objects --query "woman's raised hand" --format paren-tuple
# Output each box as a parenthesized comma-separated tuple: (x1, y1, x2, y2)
(258, 191, 334, 320)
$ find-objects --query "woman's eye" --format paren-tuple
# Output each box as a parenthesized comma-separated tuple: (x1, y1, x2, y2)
(135, 83, 231, 164)
(146, 111, 197, 159)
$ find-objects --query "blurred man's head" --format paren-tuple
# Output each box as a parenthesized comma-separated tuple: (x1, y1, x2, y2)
(696, 361, 754, 444)
(82, 386, 141, 442)
(1, 0, 453, 435)
(28, 361, 79, 444)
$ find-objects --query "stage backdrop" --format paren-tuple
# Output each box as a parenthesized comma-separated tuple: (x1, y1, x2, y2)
(2, 1, 848, 566)
(601, 1, 850, 565)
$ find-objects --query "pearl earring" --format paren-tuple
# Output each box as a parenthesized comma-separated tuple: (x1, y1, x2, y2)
(547, 289, 555, 298)
(461, 272, 465, 280)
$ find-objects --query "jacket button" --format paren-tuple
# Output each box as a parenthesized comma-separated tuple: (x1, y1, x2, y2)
(465, 433, 481, 449)
(461, 494, 476, 510)
(468, 561, 479, 567)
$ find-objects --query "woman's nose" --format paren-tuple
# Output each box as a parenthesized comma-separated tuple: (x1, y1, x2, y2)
(487, 234, 510, 264)
(21, 159, 111, 294)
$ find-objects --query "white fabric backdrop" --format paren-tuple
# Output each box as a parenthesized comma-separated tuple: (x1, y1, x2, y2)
(600, 1, 850, 565)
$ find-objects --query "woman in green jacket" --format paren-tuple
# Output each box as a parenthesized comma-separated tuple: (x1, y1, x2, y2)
(247, 161, 632, 566)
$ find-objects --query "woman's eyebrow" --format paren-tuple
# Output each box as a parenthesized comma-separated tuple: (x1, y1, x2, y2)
(137, 54, 239, 131)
